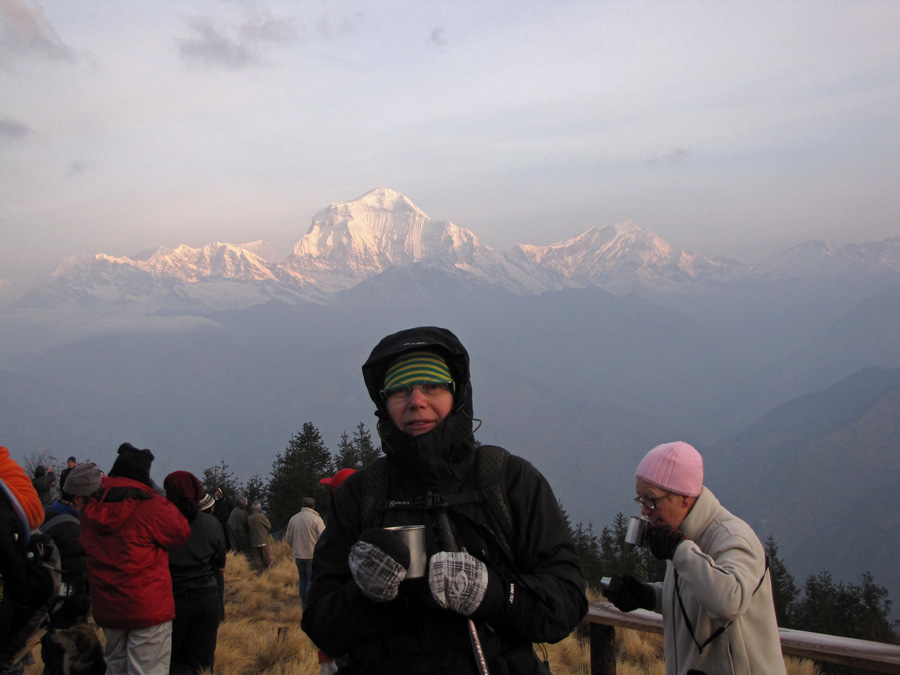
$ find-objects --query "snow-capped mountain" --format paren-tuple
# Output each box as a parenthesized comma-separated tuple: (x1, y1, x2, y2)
(11, 187, 900, 313)
(752, 238, 900, 281)
(284, 187, 516, 293)
(25, 242, 325, 310)
(503, 221, 746, 293)
(284, 188, 746, 295)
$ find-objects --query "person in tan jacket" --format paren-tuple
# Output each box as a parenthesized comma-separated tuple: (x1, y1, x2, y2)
(284, 497, 326, 606)
(247, 501, 272, 574)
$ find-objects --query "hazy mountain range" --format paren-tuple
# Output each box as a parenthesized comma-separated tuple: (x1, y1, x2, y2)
(1, 187, 898, 609)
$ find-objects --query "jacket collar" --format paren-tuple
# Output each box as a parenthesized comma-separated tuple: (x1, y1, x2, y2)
(679, 486, 719, 541)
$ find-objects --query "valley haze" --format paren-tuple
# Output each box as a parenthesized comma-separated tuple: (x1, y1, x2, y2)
(1, 188, 899, 616)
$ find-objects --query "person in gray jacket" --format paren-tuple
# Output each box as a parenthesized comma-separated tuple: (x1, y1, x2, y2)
(226, 495, 251, 557)
(604, 441, 786, 675)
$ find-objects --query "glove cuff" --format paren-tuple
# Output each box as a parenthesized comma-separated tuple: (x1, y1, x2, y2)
(638, 583, 656, 611)
(470, 567, 503, 619)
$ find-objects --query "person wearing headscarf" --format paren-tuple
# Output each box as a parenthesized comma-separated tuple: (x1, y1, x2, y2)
(604, 441, 786, 675)
(301, 326, 587, 674)
(80, 443, 190, 675)
(164, 472, 226, 675)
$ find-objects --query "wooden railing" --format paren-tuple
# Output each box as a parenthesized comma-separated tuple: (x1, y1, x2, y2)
(585, 601, 900, 674)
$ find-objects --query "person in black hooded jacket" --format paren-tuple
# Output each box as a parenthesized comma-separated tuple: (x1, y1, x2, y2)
(301, 326, 587, 675)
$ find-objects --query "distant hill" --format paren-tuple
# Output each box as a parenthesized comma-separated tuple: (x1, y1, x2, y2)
(1, 187, 899, 612)
(706, 366, 900, 613)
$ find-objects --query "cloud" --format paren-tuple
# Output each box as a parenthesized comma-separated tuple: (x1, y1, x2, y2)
(239, 15, 297, 45)
(66, 160, 92, 177)
(177, 11, 298, 70)
(0, 116, 30, 141)
(178, 18, 261, 69)
(429, 27, 446, 48)
(647, 148, 693, 167)
(0, 0, 75, 67)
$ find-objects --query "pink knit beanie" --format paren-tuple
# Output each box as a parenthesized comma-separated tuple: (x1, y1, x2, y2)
(635, 441, 703, 497)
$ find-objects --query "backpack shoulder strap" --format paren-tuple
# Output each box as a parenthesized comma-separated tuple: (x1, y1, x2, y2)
(361, 457, 391, 530)
(41, 513, 80, 536)
(359, 446, 516, 563)
(475, 445, 514, 562)
(0, 476, 32, 545)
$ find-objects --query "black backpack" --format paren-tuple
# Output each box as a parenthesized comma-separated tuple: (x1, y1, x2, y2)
(0, 478, 63, 673)
(360, 444, 515, 563)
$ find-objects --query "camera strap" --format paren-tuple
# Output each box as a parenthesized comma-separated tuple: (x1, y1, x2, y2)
(674, 554, 769, 655)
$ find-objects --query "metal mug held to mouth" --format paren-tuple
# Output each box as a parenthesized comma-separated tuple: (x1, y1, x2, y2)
(624, 516, 651, 546)
(384, 525, 427, 578)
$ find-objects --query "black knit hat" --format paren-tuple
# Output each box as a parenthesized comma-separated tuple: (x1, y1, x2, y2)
(109, 442, 155, 486)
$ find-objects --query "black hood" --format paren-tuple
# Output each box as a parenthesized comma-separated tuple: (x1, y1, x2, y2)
(362, 326, 476, 484)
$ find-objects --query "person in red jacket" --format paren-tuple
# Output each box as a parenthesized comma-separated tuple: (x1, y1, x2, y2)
(80, 443, 190, 675)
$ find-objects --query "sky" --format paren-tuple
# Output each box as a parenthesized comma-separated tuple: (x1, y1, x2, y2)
(1, 0, 899, 283)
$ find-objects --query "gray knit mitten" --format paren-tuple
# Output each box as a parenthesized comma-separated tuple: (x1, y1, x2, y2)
(349, 528, 411, 602)
(428, 550, 489, 616)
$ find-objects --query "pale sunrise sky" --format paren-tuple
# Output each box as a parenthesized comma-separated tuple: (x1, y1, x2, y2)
(2, 0, 899, 282)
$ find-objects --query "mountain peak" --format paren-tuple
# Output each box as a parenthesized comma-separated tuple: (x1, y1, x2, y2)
(352, 187, 423, 215)
(284, 188, 499, 292)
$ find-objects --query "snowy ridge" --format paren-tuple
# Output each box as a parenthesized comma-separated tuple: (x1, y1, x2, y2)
(32, 242, 325, 309)
(503, 221, 745, 292)
(753, 238, 900, 281)
(17, 188, 900, 312)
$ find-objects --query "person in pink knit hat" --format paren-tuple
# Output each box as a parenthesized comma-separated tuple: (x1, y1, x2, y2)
(604, 441, 786, 675)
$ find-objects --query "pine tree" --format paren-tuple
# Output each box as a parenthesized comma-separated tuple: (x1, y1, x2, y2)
(201, 459, 241, 498)
(266, 422, 334, 531)
(334, 431, 359, 470)
(764, 535, 798, 626)
(569, 521, 603, 590)
(333, 423, 381, 470)
(242, 473, 267, 511)
(352, 422, 381, 466)
(852, 571, 897, 644)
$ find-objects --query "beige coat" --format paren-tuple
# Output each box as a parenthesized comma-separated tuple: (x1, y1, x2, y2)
(284, 507, 325, 559)
(651, 487, 786, 675)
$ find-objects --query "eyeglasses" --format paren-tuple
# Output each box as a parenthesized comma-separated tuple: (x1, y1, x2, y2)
(380, 381, 455, 401)
(634, 494, 669, 510)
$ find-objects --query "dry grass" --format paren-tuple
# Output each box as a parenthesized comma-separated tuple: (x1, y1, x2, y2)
(23, 543, 820, 674)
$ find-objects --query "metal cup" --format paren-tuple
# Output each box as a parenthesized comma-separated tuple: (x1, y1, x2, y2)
(385, 525, 427, 578)
(624, 516, 651, 546)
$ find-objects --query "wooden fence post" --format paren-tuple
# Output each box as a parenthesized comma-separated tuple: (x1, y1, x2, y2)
(590, 622, 616, 675)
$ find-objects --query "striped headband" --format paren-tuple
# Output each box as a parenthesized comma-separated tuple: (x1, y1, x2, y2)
(382, 351, 453, 391)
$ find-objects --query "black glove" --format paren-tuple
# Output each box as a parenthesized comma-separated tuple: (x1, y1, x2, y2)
(348, 528, 411, 602)
(645, 521, 686, 560)
(603, 574, 656, 612)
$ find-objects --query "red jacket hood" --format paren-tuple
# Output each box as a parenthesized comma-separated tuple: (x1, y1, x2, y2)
(81, 475, 159, 534)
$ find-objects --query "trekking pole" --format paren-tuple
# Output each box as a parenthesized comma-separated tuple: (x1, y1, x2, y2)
(431, 502, 491, 675)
